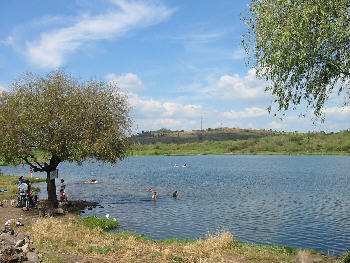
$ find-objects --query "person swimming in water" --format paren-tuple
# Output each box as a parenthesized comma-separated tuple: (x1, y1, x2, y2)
(172, 190, 179, 198)
(152, 191, 157, 200)
(87, 179, 98, 184)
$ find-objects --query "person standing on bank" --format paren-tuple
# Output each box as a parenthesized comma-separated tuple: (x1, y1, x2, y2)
(60, 179, 66, 192)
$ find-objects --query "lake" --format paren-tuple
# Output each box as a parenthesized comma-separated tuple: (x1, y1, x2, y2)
(1, 155, 349, 256)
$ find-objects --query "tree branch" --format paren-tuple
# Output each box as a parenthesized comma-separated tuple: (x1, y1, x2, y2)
(21, 157, 44, 172)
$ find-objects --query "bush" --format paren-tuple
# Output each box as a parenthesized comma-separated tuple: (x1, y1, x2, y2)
(342, 251, 350, 263)
(82, 216, 119, 230)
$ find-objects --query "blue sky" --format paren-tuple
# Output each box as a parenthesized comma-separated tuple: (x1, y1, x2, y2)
(0, 0, 349, 133)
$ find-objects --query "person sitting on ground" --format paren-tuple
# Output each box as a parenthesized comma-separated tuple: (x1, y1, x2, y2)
(152, 191, 157, 200)
(19, 180, 28, 194)
(25, 180, 37, 207)
(59, 189, 67, 201)
(18, 180, 29, 207)
(18, 176, 24, 189)
(172, 190, 179, 198)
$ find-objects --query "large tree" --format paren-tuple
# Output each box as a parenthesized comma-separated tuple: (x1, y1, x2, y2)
(0, 70, 132, 208)
(242, 0, 349, 117)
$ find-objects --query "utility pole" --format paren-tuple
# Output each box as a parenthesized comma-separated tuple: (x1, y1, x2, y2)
(200, 115, 203, 131)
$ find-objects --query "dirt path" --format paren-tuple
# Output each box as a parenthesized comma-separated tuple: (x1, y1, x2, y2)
(0, 200, 40, 227)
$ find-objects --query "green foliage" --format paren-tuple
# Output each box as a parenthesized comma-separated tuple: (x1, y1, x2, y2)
(0, 70, 131, 207)
(242, 0, 349, 117)
(342, 251, 350, 263)
(0, 70, 131, 166)
(131, 130, 350, 156)
(82, 216, 119, 231)
(132, 127, 277, 144)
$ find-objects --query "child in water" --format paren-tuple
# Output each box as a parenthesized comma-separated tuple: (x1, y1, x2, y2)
(152, 191, 157, 200)
(59, 189, 67, 201)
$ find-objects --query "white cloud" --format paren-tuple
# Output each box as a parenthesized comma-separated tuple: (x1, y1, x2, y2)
(135, 118, 198, 131)
(231, 47, 245, 60)
(268, 121, 286, 130)
(105, 73, 144, 92)
(323, 106, 350, 119)
(129, 93, 202, 119)
(223, 107, 267, 119)
(212, 68, 268, 102)
(0, 85, 6, 93)
(0, 36, 13, 46)
(25, 0, 174, 68)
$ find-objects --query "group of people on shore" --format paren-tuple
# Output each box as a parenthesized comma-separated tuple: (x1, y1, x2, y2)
(18, 174, 178, 203)
(148, 188, 179, 200)
(17, 176, 37, 207)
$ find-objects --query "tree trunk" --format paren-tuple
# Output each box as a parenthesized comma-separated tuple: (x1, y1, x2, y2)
(46, 171, 58, 208)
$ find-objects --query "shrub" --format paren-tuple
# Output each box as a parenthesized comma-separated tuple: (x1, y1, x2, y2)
(342, 251, 350, 263)
(82, 216, 118, 230)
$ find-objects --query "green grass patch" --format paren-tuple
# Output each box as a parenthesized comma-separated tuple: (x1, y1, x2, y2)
(342, 251, 350, 263)
(130, 130, 350, 156)
(82, 215, 119, 230)
(0, 174, 45, 199)
(87, 245, 112, 254)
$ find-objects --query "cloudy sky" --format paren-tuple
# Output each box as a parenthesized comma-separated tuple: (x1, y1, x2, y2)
(0, 0, 348, 133)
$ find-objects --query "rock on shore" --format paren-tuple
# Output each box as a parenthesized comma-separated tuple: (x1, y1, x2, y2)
(0, 227, 42, 262)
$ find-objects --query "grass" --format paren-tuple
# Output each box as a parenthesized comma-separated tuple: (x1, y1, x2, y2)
(0, 173, 46, 200)
(342, 251, 350, 263)
(82, 215, 119, 230)
(25, 216, 341, 263)
(0, 150, 50, 166)
(130, 131, 350, 156)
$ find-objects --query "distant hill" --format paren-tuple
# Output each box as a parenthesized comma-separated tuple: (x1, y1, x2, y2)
(130, 128, 350, 156)
(131, 127, 283, 145)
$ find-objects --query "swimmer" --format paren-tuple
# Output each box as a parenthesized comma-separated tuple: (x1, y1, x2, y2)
(148, 188, 153, 192)
(152, 191, 157, 200)
(182, 163, 188, 167)
(87, 179, 98, 184)
(172, 191, 179, 198)
(174, 164, 179, 167)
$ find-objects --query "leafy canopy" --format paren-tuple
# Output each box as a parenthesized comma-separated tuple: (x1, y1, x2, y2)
(242, 0, 349, 117)
(0, 70, 132, 166)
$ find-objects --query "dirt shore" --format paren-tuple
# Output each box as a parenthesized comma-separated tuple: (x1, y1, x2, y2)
(0, 201, 39, 227)
(0, 199, 98, 228)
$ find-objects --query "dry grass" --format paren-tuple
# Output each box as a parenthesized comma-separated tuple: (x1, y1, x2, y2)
(27, 216, 340, 263)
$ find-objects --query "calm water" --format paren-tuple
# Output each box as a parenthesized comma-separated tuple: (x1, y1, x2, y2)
(1, 155, 349, 256)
